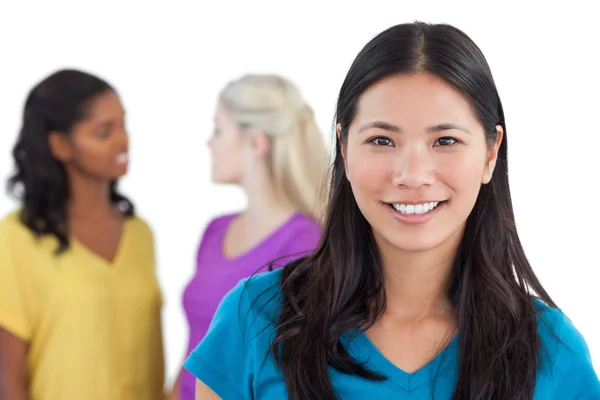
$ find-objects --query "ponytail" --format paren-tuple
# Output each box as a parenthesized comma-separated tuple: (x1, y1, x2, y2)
(271, 104, 328, 221)
(219, 74, 329, 222)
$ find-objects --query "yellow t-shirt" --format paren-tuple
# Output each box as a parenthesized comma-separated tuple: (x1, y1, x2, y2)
(0, 211, 165, 400)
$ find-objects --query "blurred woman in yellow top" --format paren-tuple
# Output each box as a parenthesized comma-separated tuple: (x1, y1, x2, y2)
(0, 69, 165, 400)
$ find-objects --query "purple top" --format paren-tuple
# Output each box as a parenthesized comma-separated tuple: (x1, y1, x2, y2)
(180, 212, 321, 400)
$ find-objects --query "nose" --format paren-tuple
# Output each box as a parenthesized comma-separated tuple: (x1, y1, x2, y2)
(391, 147, 436, 189)
(116, 126, 129, 152)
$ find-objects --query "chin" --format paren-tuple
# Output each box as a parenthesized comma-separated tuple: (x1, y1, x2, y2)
(212, 175, 240, 185)
(387, 235, 447, 253)
(211, 172, 226, 183)
(109, 167, 128, 180)
(376, 219, 466, 255)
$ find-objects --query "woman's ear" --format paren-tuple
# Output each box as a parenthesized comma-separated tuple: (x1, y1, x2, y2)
(337, 123, 346, 159)
(482, 125, 504, 184)
(247, 130, 271, 159)
(48, 131, 72, 162)
(337, 123, 350, 179)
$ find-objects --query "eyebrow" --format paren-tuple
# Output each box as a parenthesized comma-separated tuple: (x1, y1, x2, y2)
(358, 121, 400, 134)
(426, 123, 470, 135)
(94, 119, 115, 127)
(93, 111, 126, 126)
(358, 121, 471, 135)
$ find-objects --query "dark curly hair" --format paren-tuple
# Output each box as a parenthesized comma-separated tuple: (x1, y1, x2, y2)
(6, 69, 134, 254)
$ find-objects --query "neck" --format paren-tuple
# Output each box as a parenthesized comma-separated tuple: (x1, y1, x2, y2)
(377, 230, 464, 319)
(67, 170, 113, 219)
(241, 165, 295, 221)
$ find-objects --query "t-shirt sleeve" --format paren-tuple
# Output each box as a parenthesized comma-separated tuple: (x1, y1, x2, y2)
(183, 279, 255, 400)
(550, 315, 600, 398)
(0, 219, 34, 341)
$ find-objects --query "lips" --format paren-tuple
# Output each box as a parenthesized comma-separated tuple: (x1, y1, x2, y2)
(384, 200, 448, 224)
(385, 199, 448, 215)
(115, 153, 128, 164)
(390, 201, 442, 215)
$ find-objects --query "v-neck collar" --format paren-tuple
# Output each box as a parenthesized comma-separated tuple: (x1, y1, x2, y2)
(71, 218, 131, 268)
(345, 331, 459, 392)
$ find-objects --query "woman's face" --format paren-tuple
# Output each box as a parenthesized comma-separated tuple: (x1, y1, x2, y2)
(49, 90, 130, 181)
(340, 73, 502, 254)
(207, 103, 247, 184)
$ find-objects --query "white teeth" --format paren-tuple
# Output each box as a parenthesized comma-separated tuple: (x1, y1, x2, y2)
(115, 153, 128, 164)
(392, 201, 440, 215)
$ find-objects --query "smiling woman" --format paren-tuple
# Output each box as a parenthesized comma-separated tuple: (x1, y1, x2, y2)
(184, 21, 599, 400)
(345, 72, 501, 251)
(0, 69, 165, 400)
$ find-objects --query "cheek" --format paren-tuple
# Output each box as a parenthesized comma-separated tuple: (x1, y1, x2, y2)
(73, 140, 112, 170)
(346, 147, 392, 200)
(209, 139, 224, 161)
(437, 151, 487, 199)
(213, 137, 245, 175)
(213, 137, 236, 160)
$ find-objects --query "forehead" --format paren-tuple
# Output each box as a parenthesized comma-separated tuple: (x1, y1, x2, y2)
(353, 73, 478, 129)
(85, 91, 124, 119)
(215, 103, 235, 124)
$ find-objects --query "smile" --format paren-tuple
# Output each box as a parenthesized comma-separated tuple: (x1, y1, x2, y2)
(384, 200, 448, 224)
(115, 153, 128, 164)
(389, 201, 443, 215)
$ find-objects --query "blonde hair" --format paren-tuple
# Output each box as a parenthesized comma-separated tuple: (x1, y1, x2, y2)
(219, 74, 329, 222)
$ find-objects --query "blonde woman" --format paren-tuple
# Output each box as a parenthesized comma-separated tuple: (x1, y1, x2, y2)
(169, 74, 328, 400)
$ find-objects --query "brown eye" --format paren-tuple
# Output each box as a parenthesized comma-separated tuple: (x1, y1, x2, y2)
(369, 137, 394, 146)
(96, 129, 110, 139)
(434, 137, 458, 146)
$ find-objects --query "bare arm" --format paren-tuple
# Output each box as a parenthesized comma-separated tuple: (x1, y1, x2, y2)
(195, 379, 221, 400)
(165, 369, 182, 400)
(0, 327, 28, 400)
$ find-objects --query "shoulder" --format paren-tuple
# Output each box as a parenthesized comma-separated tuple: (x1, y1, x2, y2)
(201, 213, 237, 238)
(126, 215, 155, 242)
(244, 268, 284, 306)
(184, 268, 282, 364)
(288, 213, 321, 235)
(194, 213, 236, 252)
(210, 213, 237, 228)
(534, 298, 589, 357)
(184, 270, 282, 399)
(0, 211, 21, 253)
(280, 213, 322, 248)
(128, 214, 152, 231)
(266, 214, 321, 268)
(223, 268, 284, 326)
(1, 210, 26, 232)
(534, 298, 600, 392)
(200, 269, 284, 348)
(0, 210, 37, 246)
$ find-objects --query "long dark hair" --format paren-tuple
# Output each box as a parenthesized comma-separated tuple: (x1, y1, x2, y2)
(270, 22, 555, 399)
(6, 69, 134, 253)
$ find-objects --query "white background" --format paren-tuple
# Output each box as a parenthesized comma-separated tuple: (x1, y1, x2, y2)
(1, 0, 598, 388)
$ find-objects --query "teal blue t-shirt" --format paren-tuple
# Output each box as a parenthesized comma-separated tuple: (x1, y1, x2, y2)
(184, 269, 600, 399)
